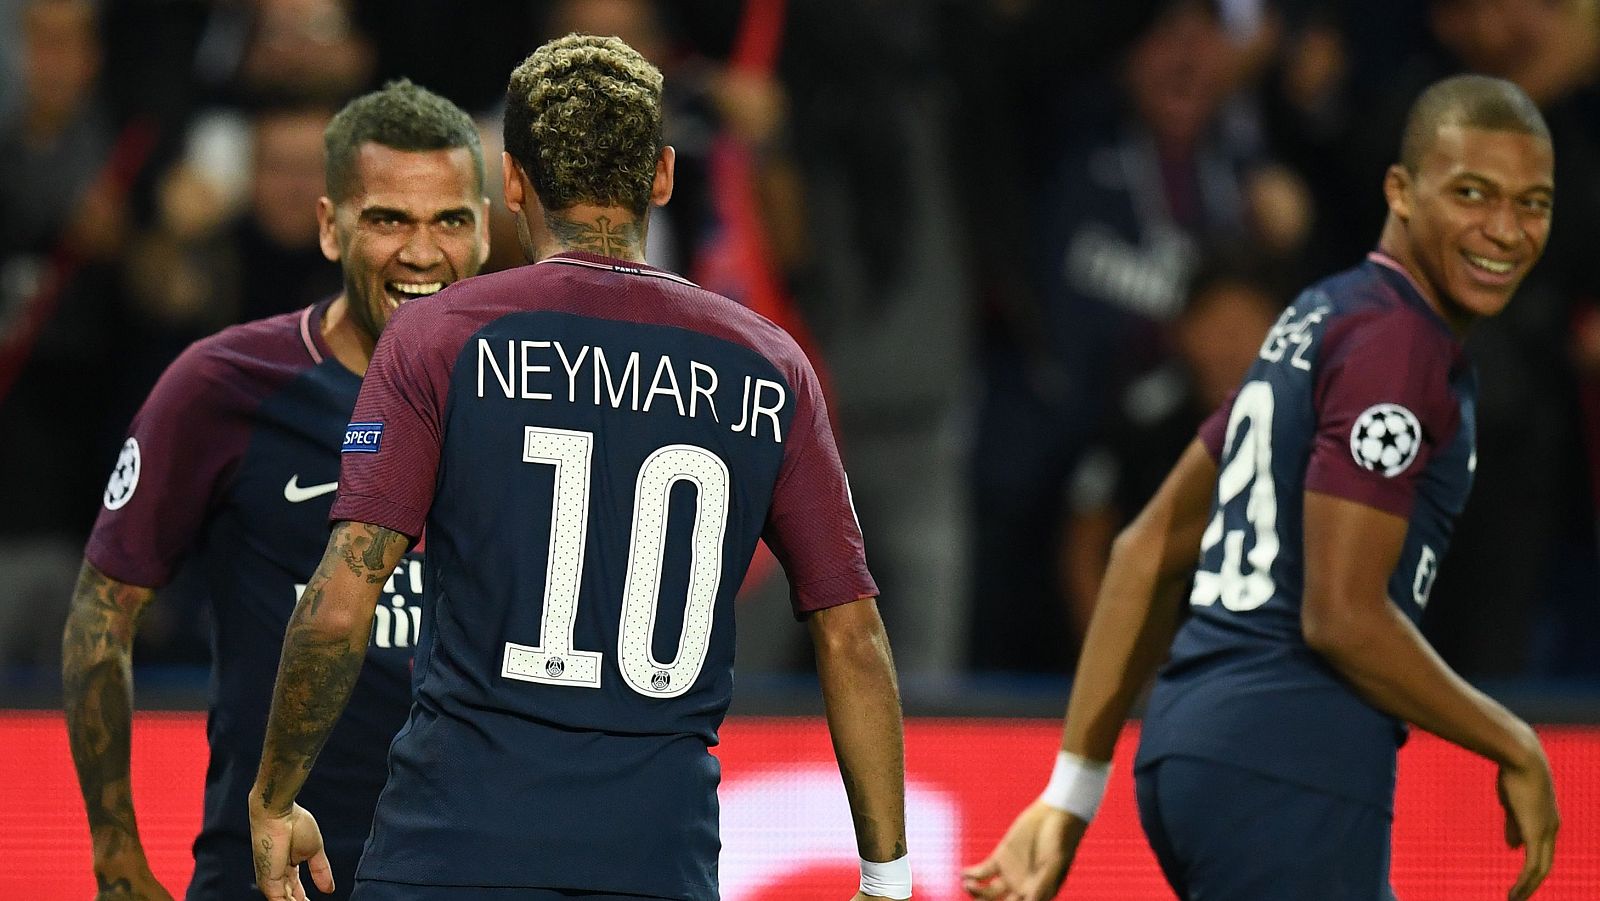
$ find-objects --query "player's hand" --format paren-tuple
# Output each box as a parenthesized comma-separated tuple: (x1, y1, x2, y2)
(248, 800, 334, 900)
(91, 860, 176, 901)
(1497, 740, 1559, 901)
(961, 800, 1085, 901)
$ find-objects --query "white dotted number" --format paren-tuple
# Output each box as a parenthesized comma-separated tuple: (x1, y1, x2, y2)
(501, 427, 731, 698)
(1191, 380, 1280, 612)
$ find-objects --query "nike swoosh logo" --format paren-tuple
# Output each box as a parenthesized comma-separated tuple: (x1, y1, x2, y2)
(284, 475, 339, 503)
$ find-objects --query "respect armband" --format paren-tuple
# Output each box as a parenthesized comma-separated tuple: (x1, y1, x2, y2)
(859, 853, 912, 899)
(1040, 750, 1113, 822)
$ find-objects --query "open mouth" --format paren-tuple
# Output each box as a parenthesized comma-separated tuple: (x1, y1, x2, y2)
(1463, 252, 1516, 286)
(385, 281, 444, 307)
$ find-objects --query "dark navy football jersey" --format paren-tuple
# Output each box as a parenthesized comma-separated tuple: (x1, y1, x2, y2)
(1136, 252, 1478, 810)
(86, 302, 421, 901)
(331, 252, 877, 900)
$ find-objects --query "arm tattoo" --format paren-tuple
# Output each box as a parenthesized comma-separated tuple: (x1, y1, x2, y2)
(257, 522, 405, 812)
(544, 212, 644, 258)
(62, 562, 154, 864)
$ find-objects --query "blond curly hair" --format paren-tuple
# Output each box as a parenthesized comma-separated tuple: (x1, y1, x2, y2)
(504, 34, 664, 216)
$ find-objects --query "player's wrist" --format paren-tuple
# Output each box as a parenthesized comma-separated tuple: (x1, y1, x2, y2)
(1498, 720, 1546, 771)
(1040, 750, 1112, 822)
(859, 852, 912, 900)
(91, 839, 152, 874)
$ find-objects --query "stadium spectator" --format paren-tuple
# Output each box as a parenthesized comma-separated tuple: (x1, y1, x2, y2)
(248, 34, 909, 901)
(968, 0, 1310, 672)
(965, 74, 1561, 901)
(1061, 251, 1285, 639)
(0, 0, 145, 670)
(62, 80, 489, 900)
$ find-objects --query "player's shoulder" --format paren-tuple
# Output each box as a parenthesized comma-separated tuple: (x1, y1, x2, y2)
(161, 305, 319, 392)
(1315, 258, 1459, 365)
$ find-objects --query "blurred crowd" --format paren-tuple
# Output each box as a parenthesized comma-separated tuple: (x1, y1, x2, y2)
(3, 0, 1599, 684)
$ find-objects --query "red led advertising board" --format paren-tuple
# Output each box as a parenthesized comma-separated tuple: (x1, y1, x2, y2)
(5, 713, 1596, 898)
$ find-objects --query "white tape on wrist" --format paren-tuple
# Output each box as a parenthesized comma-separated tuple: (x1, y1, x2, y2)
(859, 853, 913, 899)
(1040, 750, 1112, 821)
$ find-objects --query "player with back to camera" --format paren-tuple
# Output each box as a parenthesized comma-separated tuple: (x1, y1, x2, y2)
(247, 33, 910, 901)
(963, 73, 1560, 901)
(62, 81, 489, 900)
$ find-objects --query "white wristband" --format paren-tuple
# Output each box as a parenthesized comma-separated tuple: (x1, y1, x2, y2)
(1040, 750, 1112, 821)
(859, 853, 913, 899)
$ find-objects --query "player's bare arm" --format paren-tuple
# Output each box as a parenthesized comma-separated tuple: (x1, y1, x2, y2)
(1302, 491, 1558, 901)
(249, 520, 409, 900)
(808, 597, 910, 898)
(964, 439, 1217, 901)
(62, 560, 175, 901)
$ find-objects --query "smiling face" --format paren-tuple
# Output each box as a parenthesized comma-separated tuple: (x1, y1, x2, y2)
(318, 142, 489, 344)
(1386, 124, 1554, 326)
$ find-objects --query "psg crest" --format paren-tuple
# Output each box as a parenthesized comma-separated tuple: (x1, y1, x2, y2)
(651, 670, 671, 691)
(545, 657, 565, 677)
(1350, 404, 1422, 477)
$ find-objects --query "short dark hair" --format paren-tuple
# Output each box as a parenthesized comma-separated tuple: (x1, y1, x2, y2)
(503, 33, 664, 216)
(1398, 74, 1550, 173)
(323, 79, 484, 201)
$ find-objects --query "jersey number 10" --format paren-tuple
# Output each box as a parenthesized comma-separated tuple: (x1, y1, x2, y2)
(500, 426, 730, 699)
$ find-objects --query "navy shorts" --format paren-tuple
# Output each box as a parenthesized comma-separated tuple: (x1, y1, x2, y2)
(1135, 755, 1400, 901)
(351, 884, 680, 901)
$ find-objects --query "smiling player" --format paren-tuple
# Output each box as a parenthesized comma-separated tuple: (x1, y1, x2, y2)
(248, 34, 907, 901)
(62, 80, 489, 901)
(965, 73, 1561, 901)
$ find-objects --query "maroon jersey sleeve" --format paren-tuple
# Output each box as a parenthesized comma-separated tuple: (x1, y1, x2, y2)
(85, 342, 250, 588)
(762, 353, 879, 616)
(1198, 387, 1240, 460)
(1304, 310, 1460, 518)
(329, 303, 447, 538)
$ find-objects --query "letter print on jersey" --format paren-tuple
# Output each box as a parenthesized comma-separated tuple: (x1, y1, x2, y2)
(1349, 403, 1422, 477)
(103, 438, 141, 511)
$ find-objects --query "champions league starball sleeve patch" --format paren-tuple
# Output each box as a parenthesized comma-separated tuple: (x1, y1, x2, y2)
(102, 437, 141, 510)
(1350, 403, 1422, 477)
(342, 422, 385, 454)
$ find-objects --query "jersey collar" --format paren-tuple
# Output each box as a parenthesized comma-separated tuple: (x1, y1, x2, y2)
(1365, 250, 1459, 343)
(537, 251, 699, 288)
(300, 296, 337, 365)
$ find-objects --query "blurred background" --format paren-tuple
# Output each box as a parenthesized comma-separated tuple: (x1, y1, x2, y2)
(4, 0, 1600, 896)
(5, 0, 1600, 693)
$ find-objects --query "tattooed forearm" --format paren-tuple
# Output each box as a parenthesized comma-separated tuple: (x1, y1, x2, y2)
(257, 629, 366, 811)
(62, 561, 155, 865)
(255, 521, 403, 813)
(545, 212, 644, 258)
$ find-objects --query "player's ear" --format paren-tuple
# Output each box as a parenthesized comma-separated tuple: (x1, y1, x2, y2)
(502, 151, 527, 214)
(317, 196, 340, 262)
(651, 145, 675, 208)
(1383, 164, 1412, 222)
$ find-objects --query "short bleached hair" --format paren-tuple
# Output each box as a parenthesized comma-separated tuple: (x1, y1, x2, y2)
(504, 33, 664, 216)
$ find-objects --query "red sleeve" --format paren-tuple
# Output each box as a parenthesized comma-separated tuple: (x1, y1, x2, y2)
(1198, 386, 1240, 460)
(761, 354, 879, 616)
(85, 342, 247, 588)
(329, 303, 446, 538)
(1304, 311, 1460, 518)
